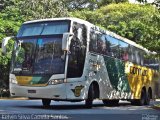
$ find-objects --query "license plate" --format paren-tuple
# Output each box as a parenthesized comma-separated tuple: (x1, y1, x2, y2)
(28, 90, 36, 93)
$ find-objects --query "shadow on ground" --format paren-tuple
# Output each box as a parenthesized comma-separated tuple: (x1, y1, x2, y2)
(17, 102, 136, 110)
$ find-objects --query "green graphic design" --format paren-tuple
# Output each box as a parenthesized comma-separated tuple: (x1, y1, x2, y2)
(104, 56, 130, 92)
(29, 76, 51, 85)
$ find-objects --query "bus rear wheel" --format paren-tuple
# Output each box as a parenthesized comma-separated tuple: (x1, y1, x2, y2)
(42, 99, 51, 107)
(131, 89, 146, 106)
(145, 90, 151, 105)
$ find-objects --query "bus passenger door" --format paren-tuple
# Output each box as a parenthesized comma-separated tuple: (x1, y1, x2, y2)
(66, 22, 87, 99)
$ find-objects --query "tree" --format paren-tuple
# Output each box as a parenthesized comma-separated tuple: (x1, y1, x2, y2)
(135, 0, 147, 3)
(0, 0, 15, 11)
(64, 0, 128, 10)
(0, 0, 69, 97)
(71, 3, 160, 52)
(18, 0, 68, 20)
(153, 0, 160, 9)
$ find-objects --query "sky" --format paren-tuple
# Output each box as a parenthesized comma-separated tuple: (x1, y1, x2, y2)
(129, 0, 155, 3)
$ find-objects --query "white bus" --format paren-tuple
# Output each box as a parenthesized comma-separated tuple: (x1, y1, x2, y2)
(2, 18, 160, 108)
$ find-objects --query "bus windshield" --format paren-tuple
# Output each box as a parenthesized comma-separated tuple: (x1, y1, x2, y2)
(13, 37, 65, 75)
(17, 21, 69, 37)
(12, 21, 70, 75)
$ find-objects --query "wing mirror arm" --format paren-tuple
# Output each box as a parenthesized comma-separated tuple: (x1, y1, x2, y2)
(62, 33, 73, 54)
(1, 36, 15, 55)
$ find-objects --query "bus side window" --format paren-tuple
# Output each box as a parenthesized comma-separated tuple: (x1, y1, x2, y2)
(140, 51, 144, 66)
(129, 46, 136, 64)
(67, 22, 87, 78)
(97, 34, 107, 55)
(144, 53, 149, 67)
(106, 35, 119, 58)
(89, 31, 97, 53)
(148, 58, 159, 70)
(155, 58, 160, 70)
(135, 48, 141, 65)
(119, 41, 129, 61)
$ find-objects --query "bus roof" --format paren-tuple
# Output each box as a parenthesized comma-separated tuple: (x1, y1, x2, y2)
(23, 17, 91, 25)
(23, 17, 156, 55)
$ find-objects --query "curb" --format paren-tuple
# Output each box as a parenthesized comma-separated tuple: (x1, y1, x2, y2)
(0, 97, 28, 100)
(152, 105, 160, 110)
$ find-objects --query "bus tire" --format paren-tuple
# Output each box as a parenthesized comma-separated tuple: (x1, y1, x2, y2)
(131, 89, 146, 106)
(85, 84, 94, 108)
(145, 89, 151, 105)
(42, 99, 51, 107)
(103, 100, 119, 106)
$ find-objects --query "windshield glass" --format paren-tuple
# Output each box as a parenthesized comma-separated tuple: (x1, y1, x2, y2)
(17, 21, 69, 37)
(34, 37, 64, 74)
(13, 39, 36, 74)
(13, 37, 65, 75)
(12, 20, 70, 75)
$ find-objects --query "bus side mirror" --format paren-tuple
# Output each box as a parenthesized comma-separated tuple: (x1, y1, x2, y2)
(1, 36, 14, 55)
(62, 33, 73, 51)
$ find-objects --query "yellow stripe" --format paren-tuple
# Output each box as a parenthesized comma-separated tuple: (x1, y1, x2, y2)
(16, 76, 32, 86)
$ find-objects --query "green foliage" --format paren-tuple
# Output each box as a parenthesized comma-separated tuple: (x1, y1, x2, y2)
(153, 0, 160, 10)
(0, 0, 15, 11)
(0, 0, 69, 97)
(135, 0, 147, 3)
(71, 3, 160, 52)
(65, 0, 128, 10)
(0, 1, 21, 96)
(18, 0, 68, 20)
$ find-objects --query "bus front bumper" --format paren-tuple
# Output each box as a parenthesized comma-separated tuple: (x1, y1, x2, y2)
(10, 83, 67, 99)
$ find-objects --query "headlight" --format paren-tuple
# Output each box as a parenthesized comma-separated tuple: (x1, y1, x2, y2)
(10, 78, 18, 84)
(48, 79, 64, 85)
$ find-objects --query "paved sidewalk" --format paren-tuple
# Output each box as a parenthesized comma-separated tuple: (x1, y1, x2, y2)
(152, 99, 160, 110)
(0, 97, 28, 100)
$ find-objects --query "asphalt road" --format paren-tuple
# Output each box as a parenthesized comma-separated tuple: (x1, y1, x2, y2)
(0, 99, 160, 120)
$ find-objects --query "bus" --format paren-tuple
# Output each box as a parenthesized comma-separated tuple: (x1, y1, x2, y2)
(2, 18, 160, 108)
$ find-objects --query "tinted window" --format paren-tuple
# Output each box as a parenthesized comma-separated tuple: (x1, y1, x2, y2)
(89, 32, 111, 55)
(144, 55, 159, 70)
(119, 41, 129, 61)
(67, 22, 87, 78)
(89, 30, 97, 52)
(129, 46, 136, 63)
(17, 21, 70, 37)
(97, 34, 107, 55)
(139, 51, 144, 65)
(13, 37, 65, 75)
(14, 39, 36, 74)
(106, 35, 119, 58)
(135, 48, 141, 65)
(34, 38, 65, 74)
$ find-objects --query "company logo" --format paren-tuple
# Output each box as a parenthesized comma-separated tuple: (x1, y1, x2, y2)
(130, 66, 148, 76)
(71, 85, 84, 97)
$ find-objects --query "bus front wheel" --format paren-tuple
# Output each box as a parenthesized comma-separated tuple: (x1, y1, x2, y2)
(42, 99, 51, 107)
(85, 84, 95, 108)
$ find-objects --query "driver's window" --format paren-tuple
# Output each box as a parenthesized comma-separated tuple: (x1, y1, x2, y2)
(67, 22, 87, 78)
